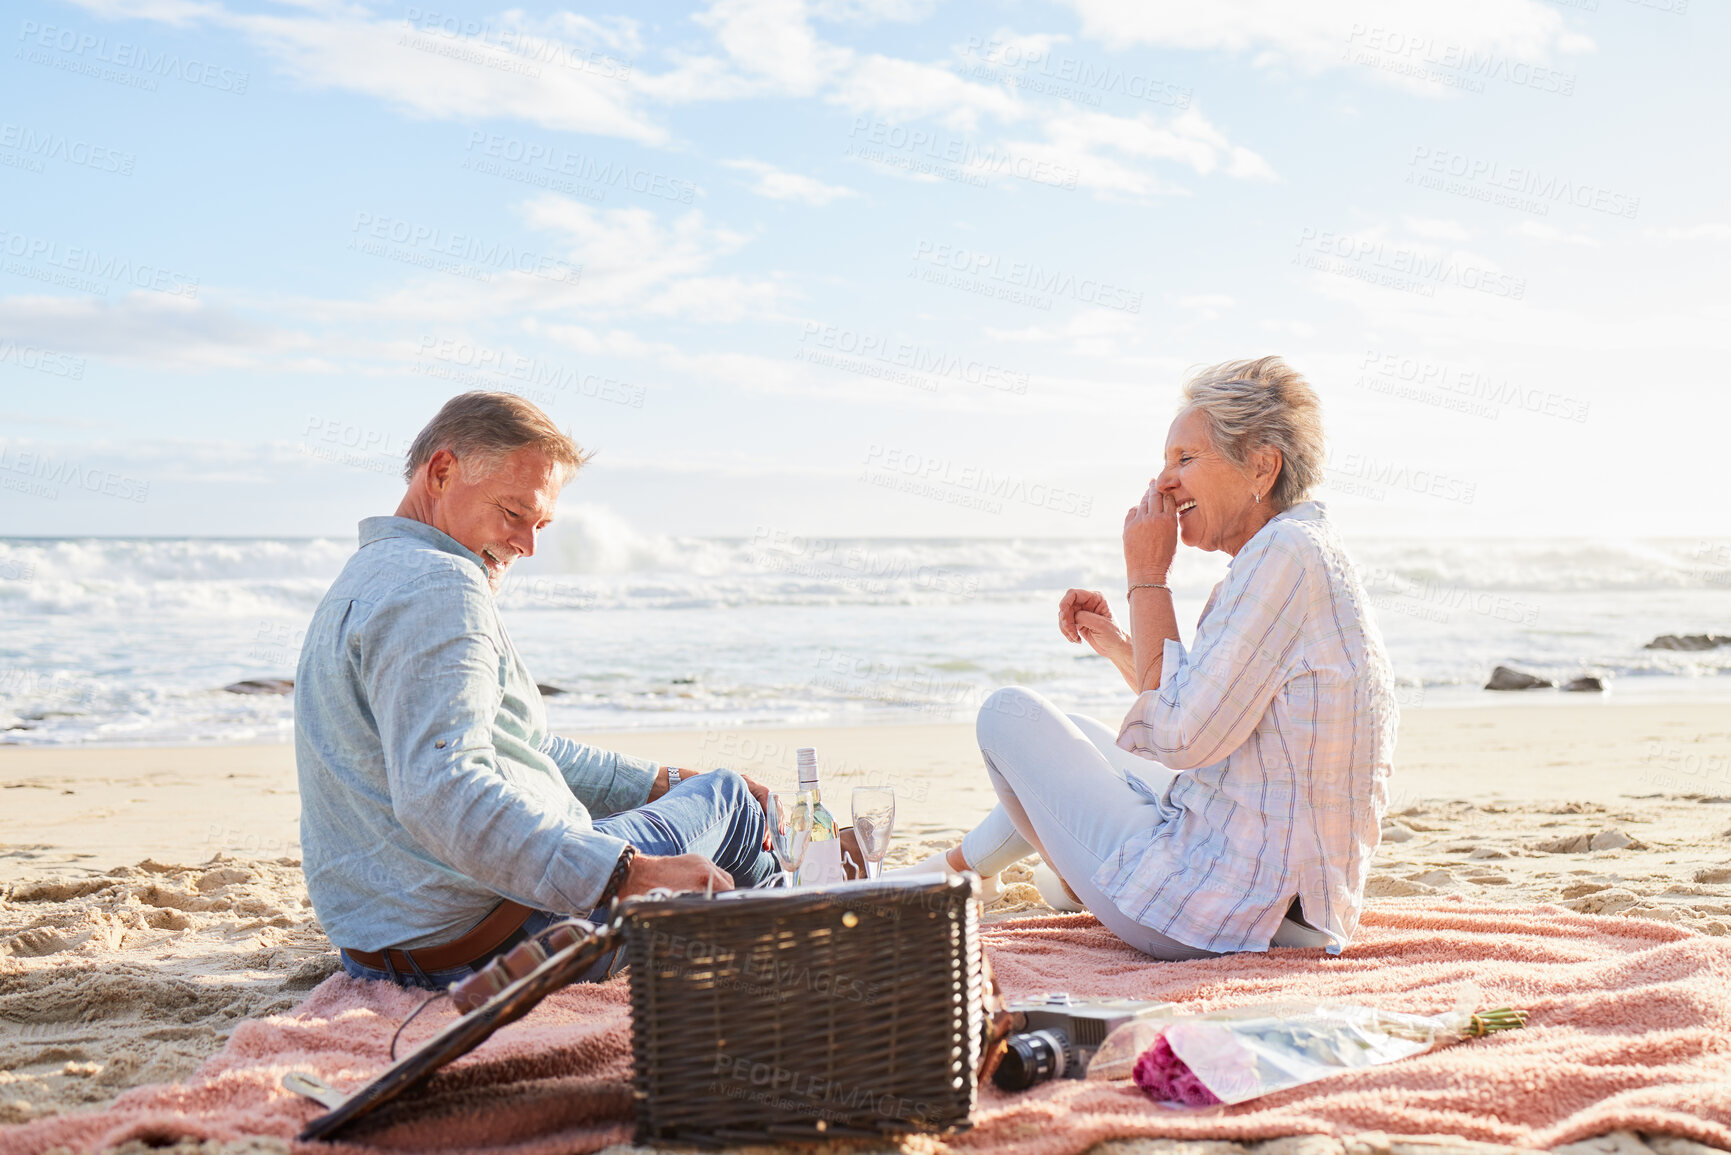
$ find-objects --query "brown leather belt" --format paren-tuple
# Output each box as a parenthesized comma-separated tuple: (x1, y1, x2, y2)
(341, 900, 535, 974)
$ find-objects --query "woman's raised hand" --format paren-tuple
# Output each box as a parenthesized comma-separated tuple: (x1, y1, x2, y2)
(1058, 588, 1112, 643)
(1060, 590, 1135, 683)
(1123, 480, 1178, 582)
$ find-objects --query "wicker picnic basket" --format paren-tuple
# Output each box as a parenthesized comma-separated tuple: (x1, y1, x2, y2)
(622, 872, 989, 1145)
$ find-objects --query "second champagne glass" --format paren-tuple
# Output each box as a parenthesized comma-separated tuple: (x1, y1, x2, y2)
(850, 787, 896, 880)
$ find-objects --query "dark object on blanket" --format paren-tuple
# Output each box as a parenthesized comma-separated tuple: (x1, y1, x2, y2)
(993, 994, 1174, 1091)
(626, 873, 992, 1144)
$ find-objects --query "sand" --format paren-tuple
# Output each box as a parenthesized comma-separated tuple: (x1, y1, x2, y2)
(3, 703, 1730, 1149)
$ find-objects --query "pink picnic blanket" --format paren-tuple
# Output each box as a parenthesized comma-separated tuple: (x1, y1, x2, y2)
(4, 896, 1729, 1154)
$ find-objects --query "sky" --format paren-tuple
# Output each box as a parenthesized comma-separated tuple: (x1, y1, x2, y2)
(1, 0, 1725, 544)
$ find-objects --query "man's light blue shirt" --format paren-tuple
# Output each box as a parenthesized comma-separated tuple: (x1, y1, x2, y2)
(294, 516, 659, 951)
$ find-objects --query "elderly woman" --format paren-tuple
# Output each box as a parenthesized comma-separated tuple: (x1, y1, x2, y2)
(903, 356, 1396, 959)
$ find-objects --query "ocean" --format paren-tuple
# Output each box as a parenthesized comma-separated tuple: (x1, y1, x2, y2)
(2, 510, 1728, 746)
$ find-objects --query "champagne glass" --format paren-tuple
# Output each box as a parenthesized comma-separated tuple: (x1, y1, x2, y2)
(764, 790, 812, 888)
(851, 787, 896, 880)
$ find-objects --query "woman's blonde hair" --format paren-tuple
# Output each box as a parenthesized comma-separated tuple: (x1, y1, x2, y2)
(1180, 355, 1325, 511)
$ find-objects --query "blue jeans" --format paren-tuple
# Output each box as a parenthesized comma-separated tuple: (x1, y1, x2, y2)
(340, 769, 777, 990)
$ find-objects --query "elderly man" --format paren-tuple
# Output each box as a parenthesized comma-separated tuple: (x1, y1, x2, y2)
(296, 391, 777, 989)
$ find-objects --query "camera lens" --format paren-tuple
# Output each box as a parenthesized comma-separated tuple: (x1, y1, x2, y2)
(992, 1029, 1067, 1091)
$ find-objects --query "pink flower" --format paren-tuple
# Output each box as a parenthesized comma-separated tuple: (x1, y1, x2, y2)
(1132, 1034, 1222, 1107)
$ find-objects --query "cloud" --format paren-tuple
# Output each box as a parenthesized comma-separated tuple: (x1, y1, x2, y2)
(64, 0, 669, 142)
(829, 53, 1022, 129)
(1061, 0, 1583, 78)
(61, 0, 1276, 204)
(688, 0, 853, 95)
(1512, 221, 1599, 247)
(811, 0, 937, 23)
(0, 194, 789, 379)
(722, 159, 860, 204)
(1179, 293, 1234, 321)
(1404, 217, 1473, 241)
(1645, 223, 1731, 243)
(0, 293, 311, 369)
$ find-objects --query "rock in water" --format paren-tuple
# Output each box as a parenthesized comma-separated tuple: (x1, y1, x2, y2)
(536, 683, 566, 696)
(1561, 676, 1604, 692)
(222, 679, 294, 695)
(1644, 634, 1731, 651)
(1485, 665, 1551, 691)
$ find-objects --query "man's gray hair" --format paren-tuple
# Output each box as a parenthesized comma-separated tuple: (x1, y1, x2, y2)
(1180, 356, 1325, 511)
(402, 392, 589, 484)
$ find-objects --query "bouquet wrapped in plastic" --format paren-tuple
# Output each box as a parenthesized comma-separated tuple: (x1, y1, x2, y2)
(1088, 1002, 1528, 1107)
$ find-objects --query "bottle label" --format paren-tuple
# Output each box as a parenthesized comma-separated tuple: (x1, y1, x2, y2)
(796, 839, 849, 887)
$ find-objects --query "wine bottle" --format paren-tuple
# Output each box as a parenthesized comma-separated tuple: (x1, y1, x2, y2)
(795, 747, 840, 885)
(798, 747, 837, 841)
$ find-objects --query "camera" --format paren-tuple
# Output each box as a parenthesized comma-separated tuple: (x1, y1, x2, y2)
(992, 993, 1173, 1091)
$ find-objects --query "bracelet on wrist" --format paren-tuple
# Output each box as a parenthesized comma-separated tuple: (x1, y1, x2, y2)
(599, 843, 636, 906)
(1128, 581, 1171, 599)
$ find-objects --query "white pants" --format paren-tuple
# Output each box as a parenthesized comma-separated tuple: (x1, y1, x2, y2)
(960, 686, 1331, 961)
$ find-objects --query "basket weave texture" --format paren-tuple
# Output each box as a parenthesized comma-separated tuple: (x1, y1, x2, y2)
(623, 874, 985, 1145)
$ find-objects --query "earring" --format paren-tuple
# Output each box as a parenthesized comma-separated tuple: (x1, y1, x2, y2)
(1253, 492, 1262, 504)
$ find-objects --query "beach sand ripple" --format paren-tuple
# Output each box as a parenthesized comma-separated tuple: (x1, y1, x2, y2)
(0, 855, 334, 1126)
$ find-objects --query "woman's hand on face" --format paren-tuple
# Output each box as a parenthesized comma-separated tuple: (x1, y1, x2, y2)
(1058, 588, 1112, 643)
(1123, 481, 1178, 582)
